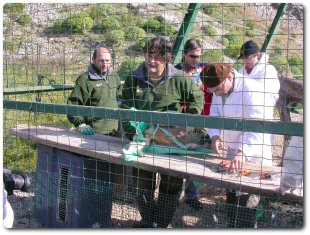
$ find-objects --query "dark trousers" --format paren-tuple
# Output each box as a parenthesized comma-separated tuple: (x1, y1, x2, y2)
(133, 168, 183, 228)
(225, 190, 260, 228)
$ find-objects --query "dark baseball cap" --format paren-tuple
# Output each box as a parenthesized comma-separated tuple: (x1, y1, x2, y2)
(238, 40, 260, 59)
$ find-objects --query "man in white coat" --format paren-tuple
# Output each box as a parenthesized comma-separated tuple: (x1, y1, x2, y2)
(238, 40, 280, 120)
(200, 63, 276, 228)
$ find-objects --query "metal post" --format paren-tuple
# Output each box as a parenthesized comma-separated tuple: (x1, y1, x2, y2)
(261, 3, 288, 53)
(172, 3, 201, 65)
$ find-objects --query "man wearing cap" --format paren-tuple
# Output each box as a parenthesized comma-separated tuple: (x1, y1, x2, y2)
(200, 63, 275, 228)
(238, 40, 280, 118)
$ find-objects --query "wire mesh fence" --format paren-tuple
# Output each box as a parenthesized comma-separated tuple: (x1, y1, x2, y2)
(3, 3, 303, 229)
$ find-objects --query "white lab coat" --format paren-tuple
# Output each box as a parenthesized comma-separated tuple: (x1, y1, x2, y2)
(3, 189, 14, 228)
(281, 136, 303, 196)
(238, 53, 280, 118)
(208, 70, 274, 166)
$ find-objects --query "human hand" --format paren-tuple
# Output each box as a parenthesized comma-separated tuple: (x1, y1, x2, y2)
(227, 150, 245, 173)
(78, 124, 95, 135)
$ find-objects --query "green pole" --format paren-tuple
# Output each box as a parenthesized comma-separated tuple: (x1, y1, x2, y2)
(172, 3, 201, 65)
(261, 3, 288, 53)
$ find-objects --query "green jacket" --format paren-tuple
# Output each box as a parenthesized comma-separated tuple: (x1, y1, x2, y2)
(120, 62, 204, 140)
(67, 65, 122, 134)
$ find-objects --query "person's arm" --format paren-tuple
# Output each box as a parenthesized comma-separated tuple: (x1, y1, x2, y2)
(236, 81, 266, 160)
(265, 65, 280, 104)
(183, 78, 204, 114)
(67, 75, 89, 128)
(114, 72, 123, 103)
(206, 96, 221, 139)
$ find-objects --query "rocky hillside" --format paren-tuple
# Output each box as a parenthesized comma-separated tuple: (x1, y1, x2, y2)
(3, 3, 304, 83)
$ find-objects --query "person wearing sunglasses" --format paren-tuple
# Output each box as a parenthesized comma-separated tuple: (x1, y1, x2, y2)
(175, 39, 213, 211)
(200, 63, 275, 228)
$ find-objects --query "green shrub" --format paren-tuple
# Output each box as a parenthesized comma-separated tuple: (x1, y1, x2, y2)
(3, 3, 25, 16)
(143, 19, 160, 31)
(289, 57, 304, 80)
(202, 50, 224, 63)
(223, 30, 243, 45)
(63, 12, 93, 34)
(224, 44, 242, 58)
(269, 56, 290, 74)
(291, 66, 303, 80)
(106, 30, 125, 45)
(94, 17, 122, 31)
(118, 58, 142, 80)
(124, 26, 146, 41)
(158, 23, 176, 36)
(137, 18, 147, 28)
(120, 13, 136, 28)
(3, 38, 22, 52)
(201, 4, 216, 15)
(3, 137, 37, 174)
(274, 45, 284, 56)
(16, 14, 32, 25)
(202, 25, 217, 37)
(3, 18, 11, 28)
(89, 4, 115, 21)
(222, 37, 230, 47)
(51, 19, 66, 33)
(245, 21, 255, 30)
(245, 29, 256, 37)
(288, 57, 303, 67)
(132, 37, 149, 52)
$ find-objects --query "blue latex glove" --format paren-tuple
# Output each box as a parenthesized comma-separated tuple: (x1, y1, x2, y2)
(78, 124, 95, 135)
(129, 121, 150, 134)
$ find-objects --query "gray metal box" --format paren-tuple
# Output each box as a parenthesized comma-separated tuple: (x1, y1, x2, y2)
(34, 144, 114, 228)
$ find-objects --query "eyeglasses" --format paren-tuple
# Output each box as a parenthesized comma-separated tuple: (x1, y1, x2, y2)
(188, 54, 201, 59)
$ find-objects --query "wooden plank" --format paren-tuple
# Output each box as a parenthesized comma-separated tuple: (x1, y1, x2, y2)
(9, 124, 302, 201)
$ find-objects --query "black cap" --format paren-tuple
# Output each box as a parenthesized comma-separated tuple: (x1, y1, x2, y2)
(238, 40, 260, 59)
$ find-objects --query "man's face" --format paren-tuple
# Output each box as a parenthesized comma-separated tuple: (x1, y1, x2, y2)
(242, 53, 260, 70)
(207, 72, 233, 97)
(184, 48, 202, 68)
(144, 52, 166, 75)
(92, 49, 111, 74)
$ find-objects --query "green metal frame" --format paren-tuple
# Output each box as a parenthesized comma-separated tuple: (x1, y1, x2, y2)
(172, 3, 201, 65)
(3, 85, 74, 95)
(3, 100, 303, 137)
(261, 3, 288, 53)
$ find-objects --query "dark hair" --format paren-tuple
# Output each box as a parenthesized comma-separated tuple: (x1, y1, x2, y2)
(183, 39, 202, 53)
(143, 36, 174, 63)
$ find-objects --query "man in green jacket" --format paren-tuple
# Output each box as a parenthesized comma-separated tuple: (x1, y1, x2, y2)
(120, 37, 204, 228)
(67, 46, 122, 227)
(67, 47, 121, 135)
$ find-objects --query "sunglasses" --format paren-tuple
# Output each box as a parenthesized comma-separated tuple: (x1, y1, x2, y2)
(188, 54, 201, 59)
